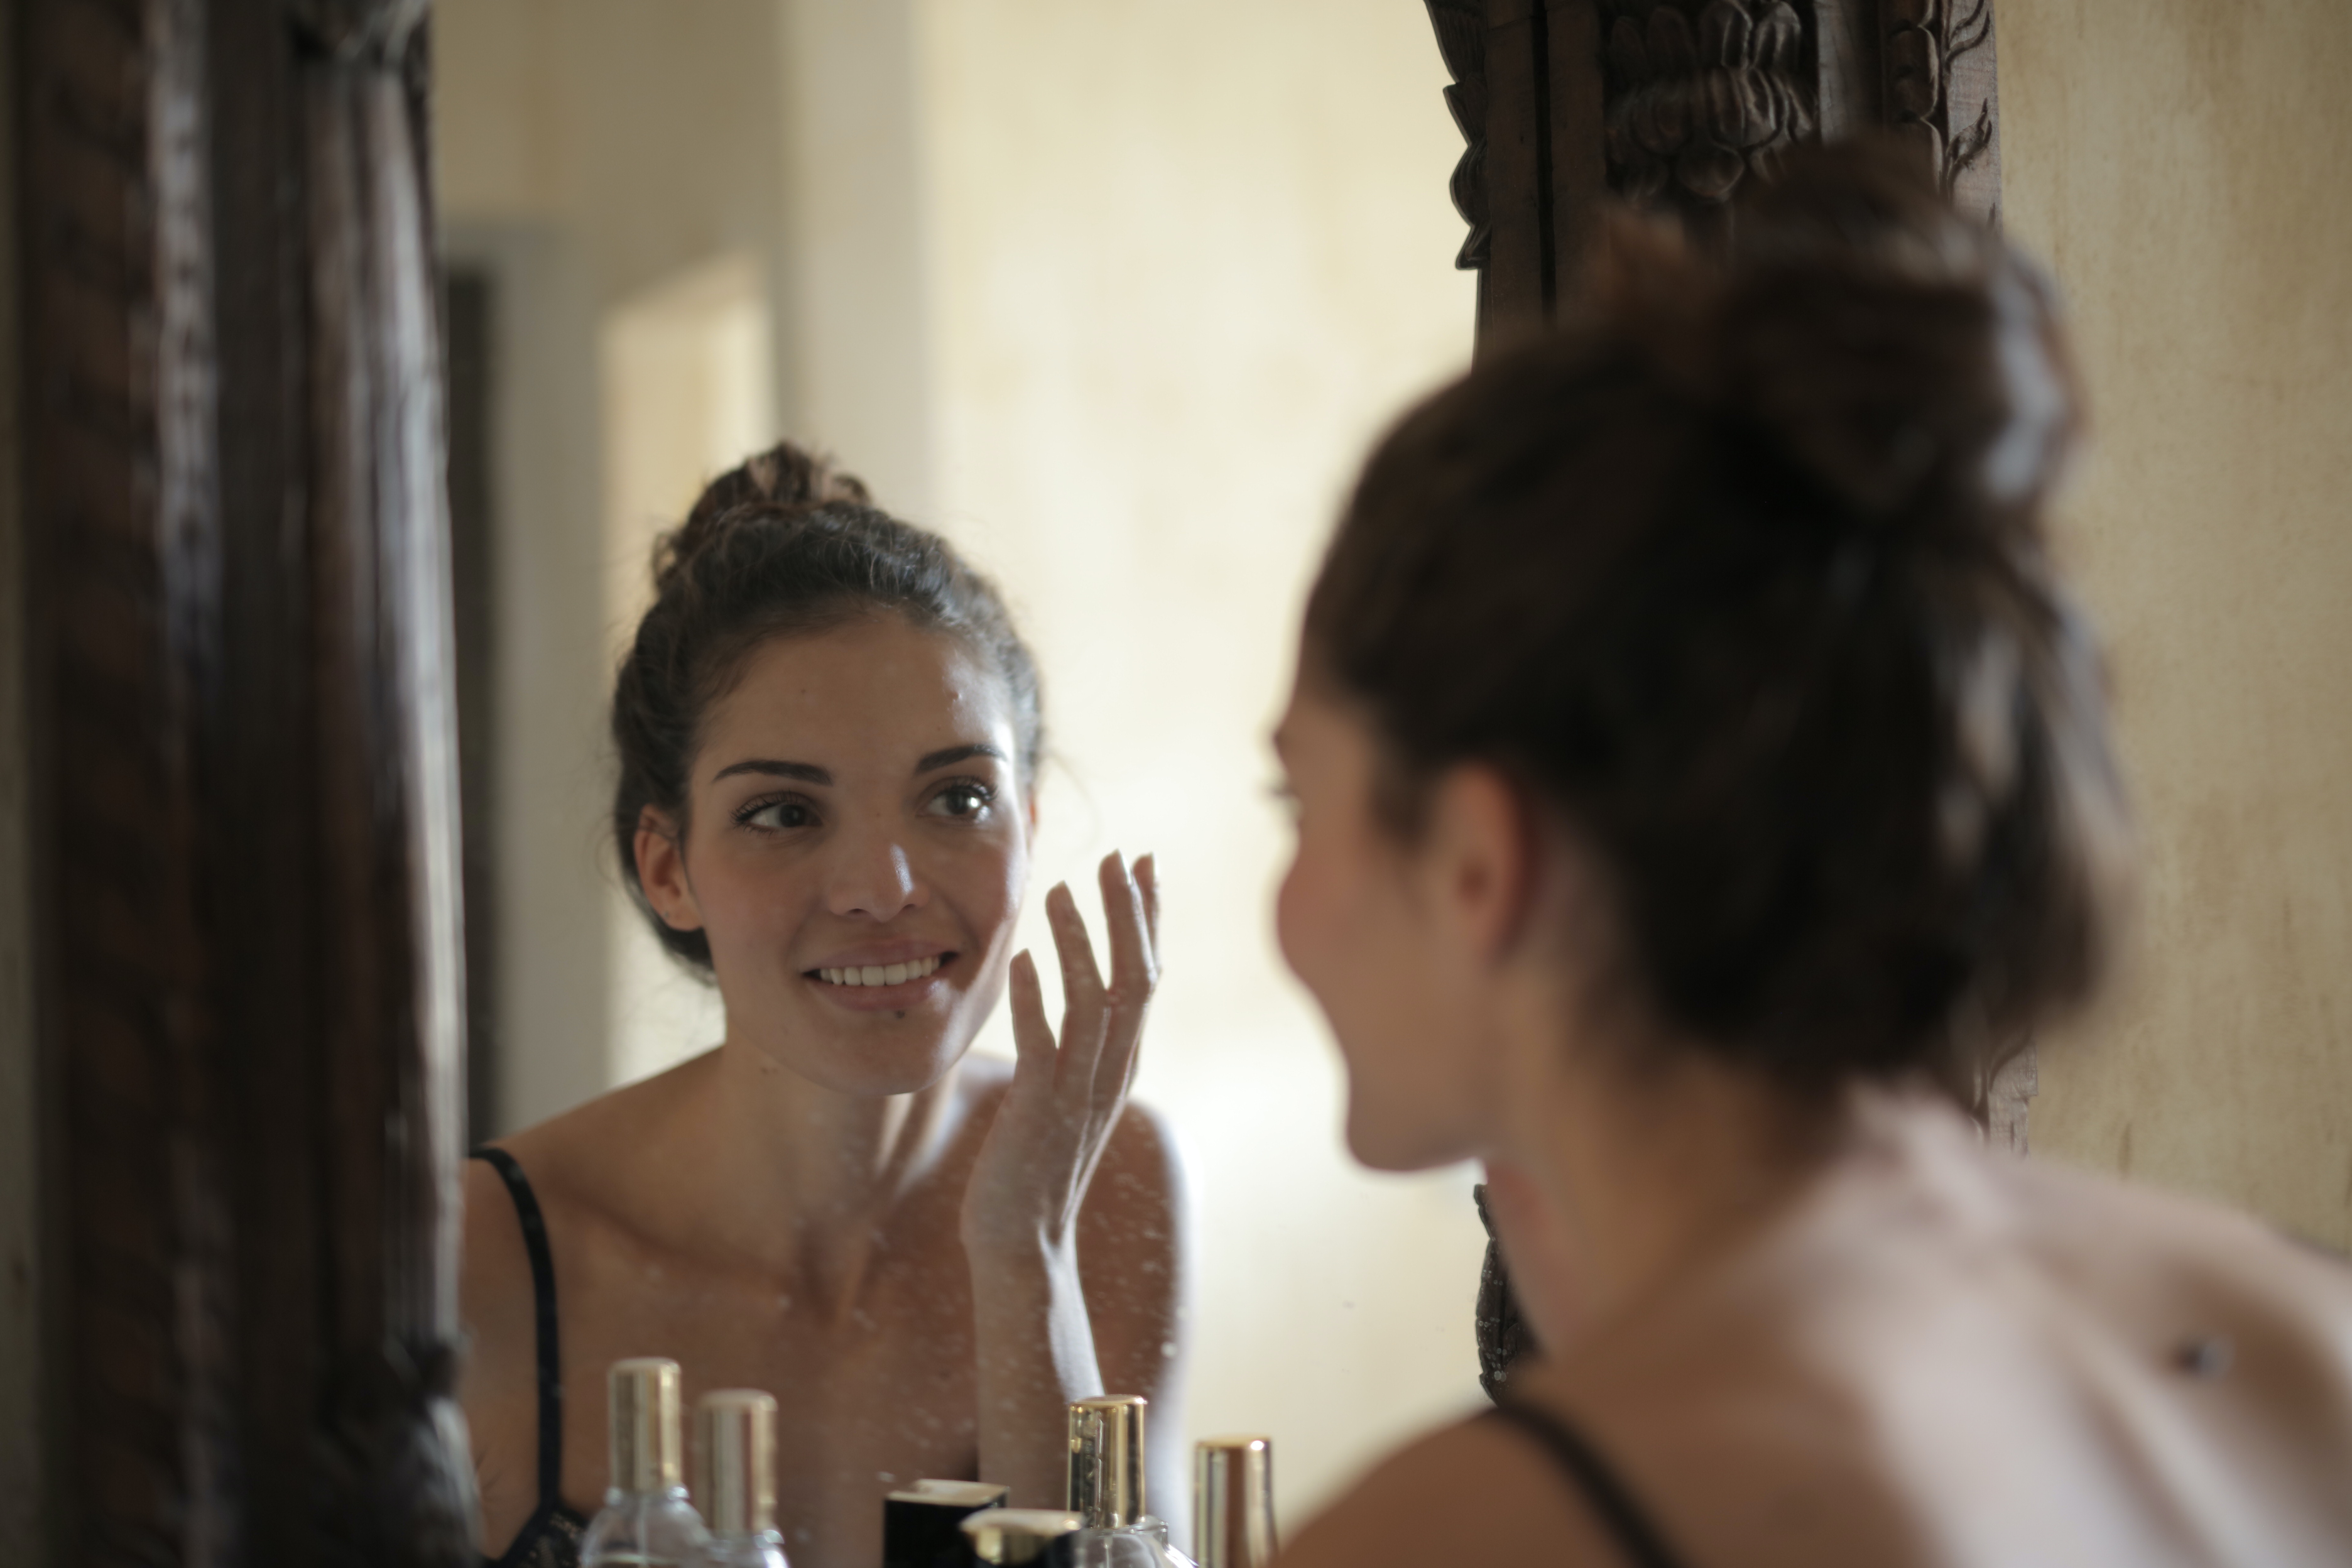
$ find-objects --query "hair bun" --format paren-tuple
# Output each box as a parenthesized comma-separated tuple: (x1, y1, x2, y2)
(1606, 142, 2080, 537)
(654, 441, 872, 592)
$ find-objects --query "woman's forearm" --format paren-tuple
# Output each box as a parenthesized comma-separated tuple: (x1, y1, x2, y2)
(971, 1238, 1105, 1508)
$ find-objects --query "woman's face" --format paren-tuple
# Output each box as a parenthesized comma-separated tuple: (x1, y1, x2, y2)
(1273, 676, 1498, 1172)
(638, 613, 1032, 1096)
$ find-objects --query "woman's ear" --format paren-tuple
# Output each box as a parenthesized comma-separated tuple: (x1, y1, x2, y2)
(635, 805, 704, 932)
(1422, 762, 1539, 965)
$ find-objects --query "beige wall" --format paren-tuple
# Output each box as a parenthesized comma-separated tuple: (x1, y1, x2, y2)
(2000, 0, 2352, 1249)
(914, 0, 1483, 1528)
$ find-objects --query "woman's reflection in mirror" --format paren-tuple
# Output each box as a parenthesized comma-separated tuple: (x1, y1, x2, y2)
(1271, 145, 2352, 1567)
(459, 445, 1183, 1568)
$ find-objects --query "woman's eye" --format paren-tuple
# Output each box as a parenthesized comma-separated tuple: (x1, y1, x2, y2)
(740, 797, 817, 831)
(927, 782, 994, 820)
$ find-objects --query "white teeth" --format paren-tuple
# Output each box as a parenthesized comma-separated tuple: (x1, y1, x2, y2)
(816, 956, 941, 987)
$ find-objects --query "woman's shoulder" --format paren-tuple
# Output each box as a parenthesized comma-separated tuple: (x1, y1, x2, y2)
(2001, 1145, 2352, 1313)
(1747, 1096, 2352, 1361)
(459, 1055, 720, 1329)
(483, 1052, 718, 1201)
(1391, 1112, 2352, 1567)
(1276, 1407, 1659, 1568)
(1996, 1151, 2352, 1453)
(1561, 1119, 2352, 1562)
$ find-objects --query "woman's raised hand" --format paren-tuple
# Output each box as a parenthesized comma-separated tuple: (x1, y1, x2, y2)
(961, 851, 1161, 1263)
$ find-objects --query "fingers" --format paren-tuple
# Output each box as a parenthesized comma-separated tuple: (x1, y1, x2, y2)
(1098, 852, 1155, 1003)
(1044, 881, 1106, 1005)
(1043, 882, 1108, 1093)
(1007, 949, 1059, 1084)
(1033, 860, 1159, 1117)
(1095, 852, 1156, 1111)
(1135, 853, 1162, 956)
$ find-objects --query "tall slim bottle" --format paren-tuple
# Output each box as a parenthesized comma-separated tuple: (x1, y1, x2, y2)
(695, 1389, 790, 1568)
(1192, 1439, 1275, 1568)
(1062, 1396, 1197, 1568)
(581, 1358, 711, 1566)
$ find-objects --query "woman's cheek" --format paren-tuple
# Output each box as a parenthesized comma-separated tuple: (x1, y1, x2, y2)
(1273, 840, 1321, 990)
(936, 830, 1025, 962)
(1277, 830, 1355, 1014)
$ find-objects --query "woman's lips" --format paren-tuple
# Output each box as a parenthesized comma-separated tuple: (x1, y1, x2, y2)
(814, 953, 945, 988)
(803, 952, 955, 1011)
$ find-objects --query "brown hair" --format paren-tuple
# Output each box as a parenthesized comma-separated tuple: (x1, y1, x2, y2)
(1306, 144, 2131, 1088)
(611, 442, 1043, 968)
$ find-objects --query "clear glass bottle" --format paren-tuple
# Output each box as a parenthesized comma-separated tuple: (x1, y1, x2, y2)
(695, 1389, 790, 1568)
(1061, 1396, 1197, 1568)
(581, 1358, 712, 1566)
(1192, 1438, 1275, 1568)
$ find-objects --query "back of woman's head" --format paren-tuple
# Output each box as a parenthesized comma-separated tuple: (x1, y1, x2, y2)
(1306, 142, 2132, 1091)
(612, 441, 1042, 968)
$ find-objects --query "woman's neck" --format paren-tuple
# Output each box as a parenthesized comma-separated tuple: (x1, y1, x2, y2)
(654, 1034, 964, 1299)
(1487, 993, 1850, 1350)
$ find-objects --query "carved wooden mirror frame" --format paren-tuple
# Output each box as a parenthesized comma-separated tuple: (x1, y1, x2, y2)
(1431, 0, 2002, 338)
(10, 0, 472, 1559)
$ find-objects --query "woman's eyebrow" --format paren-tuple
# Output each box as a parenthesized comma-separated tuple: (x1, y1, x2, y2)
(915, 742, 1005, 775)
(711, 758, 831, 785)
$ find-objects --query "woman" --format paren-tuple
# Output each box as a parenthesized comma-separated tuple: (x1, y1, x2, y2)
(459, 447, 1184, 1568)
(1273, 148, 2352, 1567)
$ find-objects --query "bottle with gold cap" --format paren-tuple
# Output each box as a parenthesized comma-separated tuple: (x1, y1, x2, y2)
(695, 1389, 789, 1567)
(581, 1358, 711, 1566)
(1191, 1438, 1275, 1568)
(1062, 1396, 1197, 1568)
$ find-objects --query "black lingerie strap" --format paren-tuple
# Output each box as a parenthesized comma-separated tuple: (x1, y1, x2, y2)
(1485, 1400, 1690, 1568)
(473, 1147, 565, 1509)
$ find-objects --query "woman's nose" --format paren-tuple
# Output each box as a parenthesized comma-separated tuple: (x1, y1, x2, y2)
(825, 816, 925, 920)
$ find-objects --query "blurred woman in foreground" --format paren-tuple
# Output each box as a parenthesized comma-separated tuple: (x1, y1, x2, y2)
(1272, 147, 2352, 1567)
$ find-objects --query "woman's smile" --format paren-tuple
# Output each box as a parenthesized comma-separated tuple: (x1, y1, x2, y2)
(804, 948, 959, 1011)
(812, 954, 947, 988)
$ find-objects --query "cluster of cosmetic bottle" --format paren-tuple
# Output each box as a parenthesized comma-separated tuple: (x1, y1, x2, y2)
(579, 1359, 1275, 1568)
(581, 1359, 790, 1567)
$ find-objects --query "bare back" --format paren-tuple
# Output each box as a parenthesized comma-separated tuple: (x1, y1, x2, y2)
(1282, 1106, 2352, 1568)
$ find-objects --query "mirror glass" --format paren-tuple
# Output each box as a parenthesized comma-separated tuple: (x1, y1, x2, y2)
(436, 0, 1481, 1530)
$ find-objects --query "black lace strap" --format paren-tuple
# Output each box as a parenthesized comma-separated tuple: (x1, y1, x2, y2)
(1484, 1400, 1690, 1568)
(473, 1147, 564, 1508)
